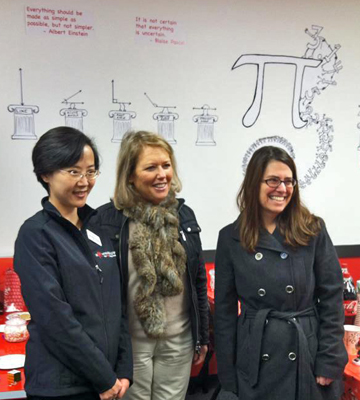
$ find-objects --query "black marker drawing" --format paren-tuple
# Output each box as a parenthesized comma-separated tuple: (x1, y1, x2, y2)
(242, 136, 296, 174)
(236, 25, 342, 188)
(109, 80, 136, 142)
(8, 68, 39, 140)
(59, 90, 88, 132)
(232, 55, 321, 129)
(144, 92, 179, 144)
(192, 104, 218, 146)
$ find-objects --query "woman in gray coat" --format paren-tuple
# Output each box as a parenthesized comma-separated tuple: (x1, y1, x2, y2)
(214, 146, 347, 400)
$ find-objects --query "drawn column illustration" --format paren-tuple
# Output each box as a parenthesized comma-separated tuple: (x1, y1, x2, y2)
(192, 105, 218, 146)
(8, 68, 39, 140)
(109, 80, 136, 142)
(59, 90, 88, 132)
(144, 93, 179, 144)
(233, 25, 342, 188)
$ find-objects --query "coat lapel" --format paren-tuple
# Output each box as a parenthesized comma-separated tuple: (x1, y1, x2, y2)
(257, 227, 288, 253)
(231, 218, 288, 254)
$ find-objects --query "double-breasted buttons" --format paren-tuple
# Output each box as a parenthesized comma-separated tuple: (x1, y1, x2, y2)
(258, 288, 266, 297)
(288, 352, 297, 361)
(280, 252, 288, 260)
(255, 252, 263, 261)
(262, 354, 270, 361)
(285, 285, 295, 294)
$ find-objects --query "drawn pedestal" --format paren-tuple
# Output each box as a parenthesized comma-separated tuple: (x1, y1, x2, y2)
(60, 108, 88, 132)
(109, 110, 136, 142)
(154, 111, 179, 145)
(8, 105, 39, 140)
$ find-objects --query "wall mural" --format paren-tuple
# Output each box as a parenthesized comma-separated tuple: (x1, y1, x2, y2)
(235, 25, 342, 188)
(59, 90, 88, 132)
(6, 27, 342, 189)
(192, 104, 218, 146)
(144, 92, 179, 144)
(8, 68, 40, 140)
(109, 80, 137, 143)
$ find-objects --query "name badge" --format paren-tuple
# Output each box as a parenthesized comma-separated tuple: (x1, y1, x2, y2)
(87, 229, 102, 246)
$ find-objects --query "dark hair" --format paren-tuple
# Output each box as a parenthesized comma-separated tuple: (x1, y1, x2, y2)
(32, 126, 100, 193)
(236, 146, 321, 251)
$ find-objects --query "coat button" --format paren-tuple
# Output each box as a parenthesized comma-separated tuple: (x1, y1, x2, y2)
(280, 252, 288, 259)
(258, 288, 266, 296)
(285, 285, 294, 294)
(187, 227, 192, 232)
(255, 252, 263, 261)
(288, 352, 297, 361)
(262, 353, 270, 361)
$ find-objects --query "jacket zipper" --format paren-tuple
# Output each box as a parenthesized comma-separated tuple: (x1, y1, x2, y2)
(74, 226, 109, 358)
(118, 216, 129, 272)
(47, 207, 110, 358)
(178, 203, 201, 353)
(95, 265, 103, 284)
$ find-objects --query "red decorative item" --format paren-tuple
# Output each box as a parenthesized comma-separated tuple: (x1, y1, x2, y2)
(342, 265, 358, 320)
(4, 269, 25, 313)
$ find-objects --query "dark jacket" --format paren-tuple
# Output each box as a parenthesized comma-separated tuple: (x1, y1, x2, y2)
(14, 198, 133, 397)
(214, 218, 347, 400)
(96, 199, 209, 350)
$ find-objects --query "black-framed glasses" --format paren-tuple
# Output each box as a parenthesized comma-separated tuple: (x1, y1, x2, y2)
(263, 178, 297, 188)
(59, 169, 101, 181)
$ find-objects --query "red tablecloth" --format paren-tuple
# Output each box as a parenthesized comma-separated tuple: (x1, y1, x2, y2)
(0, 315, 26, 399)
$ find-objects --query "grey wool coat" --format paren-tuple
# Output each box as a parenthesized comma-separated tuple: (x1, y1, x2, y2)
(214, 218, 347, 400)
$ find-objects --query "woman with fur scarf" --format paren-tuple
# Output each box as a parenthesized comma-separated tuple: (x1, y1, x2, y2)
(97, 131, 209, 400)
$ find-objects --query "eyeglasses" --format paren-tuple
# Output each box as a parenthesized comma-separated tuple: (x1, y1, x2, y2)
(263, 178, 297, 188)
(59, 169, 101, 181)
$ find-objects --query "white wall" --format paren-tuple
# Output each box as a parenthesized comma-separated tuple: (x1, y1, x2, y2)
(1, 0, 360, 255)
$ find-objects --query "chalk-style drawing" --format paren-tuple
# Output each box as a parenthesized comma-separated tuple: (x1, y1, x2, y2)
(8, 68, 39, 140)
(242, 136, 296, 174)
(144, 92, 179, 144)
(59, 90, 88, 132)
(192, 104, 218, 146)
(357, 106, 360, 151)
(109, 80, 136, 143)
(236, 25, 342, 188)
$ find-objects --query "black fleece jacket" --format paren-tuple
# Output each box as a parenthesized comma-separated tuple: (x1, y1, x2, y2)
(14, 198, 133, 397)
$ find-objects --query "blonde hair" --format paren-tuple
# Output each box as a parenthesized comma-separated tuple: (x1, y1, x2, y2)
(113, 131, 182, 209)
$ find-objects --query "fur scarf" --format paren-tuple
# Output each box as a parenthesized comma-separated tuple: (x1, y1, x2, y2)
(124, 192, 187, 338)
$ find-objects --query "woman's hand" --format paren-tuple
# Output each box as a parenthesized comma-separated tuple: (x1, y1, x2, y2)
(316, 376, 333, 386)
(117, 378, 130, 398)
(192, 345, 208, 366)
(100, 379, 121, 400)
